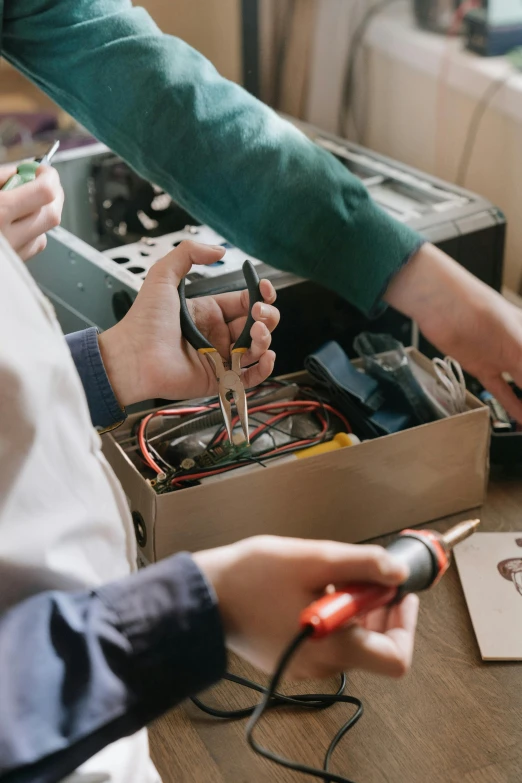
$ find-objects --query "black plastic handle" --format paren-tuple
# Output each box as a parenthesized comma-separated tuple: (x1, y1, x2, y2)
(179, 278, 214, 351)
(233, 260, 263, 351)
(179, 260, 263, 352)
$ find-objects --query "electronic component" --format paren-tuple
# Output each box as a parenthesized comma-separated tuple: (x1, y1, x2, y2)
(193, 441, 252, 468)
(198, 432, 360, 485)
(131, 381, 350, 493)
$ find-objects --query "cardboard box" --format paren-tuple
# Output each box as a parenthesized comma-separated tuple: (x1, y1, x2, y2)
(103, 349, 490, 564)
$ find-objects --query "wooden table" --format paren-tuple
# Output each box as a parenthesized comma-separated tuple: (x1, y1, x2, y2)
(149, 472, 522, 783)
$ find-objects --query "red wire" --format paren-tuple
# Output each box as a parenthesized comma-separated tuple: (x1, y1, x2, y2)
(170, 435, 328, 487)
(247, 400, 350, 429)
(272, 401, 348, 430)
(152, 406, 213, 416)
(137, 392, 267, 473)
(172, 412, 331, 487)
(171, 465, 239, 486)
(249, 410, 306, 440)
(138, 399, 350, 479)
(171, 442, 312, 487)
(138, 413, 163, 474)
(215, 400, 350, 444)
(137, 406, 214, 475)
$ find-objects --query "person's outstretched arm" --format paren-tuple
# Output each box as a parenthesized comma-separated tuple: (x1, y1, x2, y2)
(6, 2, 522, 418)
(3, 0, 423, 316)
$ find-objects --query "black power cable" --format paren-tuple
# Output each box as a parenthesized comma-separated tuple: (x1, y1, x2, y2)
(338, 0, 399, 141)
(192, 626, 364, 783)
(273, 0, 297, 109)
(456, 73, 511, 187)
(192, 669, 347, 720)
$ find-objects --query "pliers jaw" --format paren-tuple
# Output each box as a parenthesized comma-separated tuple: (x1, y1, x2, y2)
(230, 350, 249, 444)
(206, 350, 250, 445)
(179, 259, 263, 447)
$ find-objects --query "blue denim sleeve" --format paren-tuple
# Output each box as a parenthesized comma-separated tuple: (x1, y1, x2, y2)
(65, 327, 126, 432)
(0, 553, 226, 783)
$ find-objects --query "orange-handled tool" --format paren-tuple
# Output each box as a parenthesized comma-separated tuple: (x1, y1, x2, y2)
(300, 519, 479, 639)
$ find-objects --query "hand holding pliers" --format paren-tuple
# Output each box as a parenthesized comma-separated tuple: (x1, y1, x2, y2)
(179, 260, 264, 445)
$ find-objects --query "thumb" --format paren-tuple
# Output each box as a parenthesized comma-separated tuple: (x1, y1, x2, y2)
(151, 240, 226, 286)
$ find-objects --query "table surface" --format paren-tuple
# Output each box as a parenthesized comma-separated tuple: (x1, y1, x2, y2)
(149, 471, 522, 783)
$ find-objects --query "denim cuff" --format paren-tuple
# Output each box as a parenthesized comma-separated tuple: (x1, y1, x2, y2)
(66, 327, 126, 431)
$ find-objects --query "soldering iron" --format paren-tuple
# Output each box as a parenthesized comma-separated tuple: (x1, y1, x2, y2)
(301, 518, 479, 638)
(193, 518, 480, 782)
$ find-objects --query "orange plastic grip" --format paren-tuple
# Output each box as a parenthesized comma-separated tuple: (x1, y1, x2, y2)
(300, 583, 399, 639)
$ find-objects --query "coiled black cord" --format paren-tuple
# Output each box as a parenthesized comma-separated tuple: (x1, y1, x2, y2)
(191, 626, 363, 782)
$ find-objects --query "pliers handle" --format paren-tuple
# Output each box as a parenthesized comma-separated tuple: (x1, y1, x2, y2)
(179, 260, 263, 354)
(179, 259, 264, 444)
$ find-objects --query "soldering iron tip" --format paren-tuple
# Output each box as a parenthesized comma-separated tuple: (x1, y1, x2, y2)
(442, 518, 480, 550)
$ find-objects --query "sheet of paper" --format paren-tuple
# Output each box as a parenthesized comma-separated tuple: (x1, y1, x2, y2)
(454, 532, 522, 661)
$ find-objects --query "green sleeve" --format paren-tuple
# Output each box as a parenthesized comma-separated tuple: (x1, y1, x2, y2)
(3, 0, 424, 315)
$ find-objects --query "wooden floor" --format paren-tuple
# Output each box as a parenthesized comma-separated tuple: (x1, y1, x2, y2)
(149, 471, 522, 783)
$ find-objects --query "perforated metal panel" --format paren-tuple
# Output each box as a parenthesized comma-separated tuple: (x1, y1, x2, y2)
(102, 225, 262, 288)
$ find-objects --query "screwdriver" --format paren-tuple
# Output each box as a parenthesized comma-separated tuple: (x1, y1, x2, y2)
(300, 518, 480, 638)
(1, 139, 60, 192)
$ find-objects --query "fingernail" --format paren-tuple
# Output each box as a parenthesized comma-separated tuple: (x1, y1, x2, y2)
(259, 304, 270, 319)
(210, 244, 225, 252)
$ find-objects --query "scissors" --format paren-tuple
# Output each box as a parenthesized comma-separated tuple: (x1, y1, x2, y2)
(179, 259, 263, 445)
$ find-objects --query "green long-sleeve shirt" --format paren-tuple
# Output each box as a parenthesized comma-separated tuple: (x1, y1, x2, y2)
(1, 0, 423, 315)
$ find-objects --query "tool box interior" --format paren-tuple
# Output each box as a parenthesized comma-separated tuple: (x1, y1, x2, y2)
(103, 348, 489, 564)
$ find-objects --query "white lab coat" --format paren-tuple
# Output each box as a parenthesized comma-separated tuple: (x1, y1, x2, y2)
(0, 233, 161, 783)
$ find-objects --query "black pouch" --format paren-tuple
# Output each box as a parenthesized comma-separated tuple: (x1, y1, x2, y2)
(304, 341, 416, 439)
(353, 333, 441, 425)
